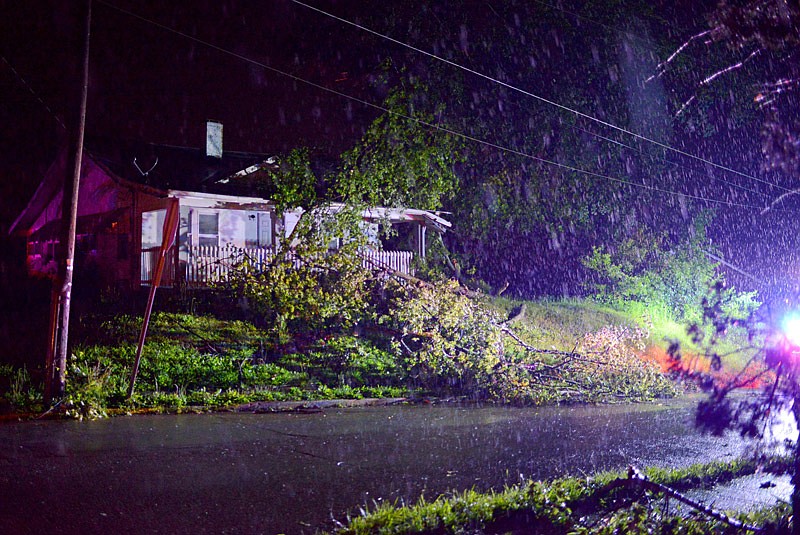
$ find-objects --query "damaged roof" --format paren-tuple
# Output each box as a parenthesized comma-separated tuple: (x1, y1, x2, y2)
(85, 136, 277, 194)
(11, 136, 452, 236)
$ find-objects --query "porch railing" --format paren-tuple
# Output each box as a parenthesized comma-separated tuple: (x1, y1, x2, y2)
(358, 249, 413, 274)
(140, 245, 177, 287)
(141, 245, 414, 287)
(185, 245, 278, 285)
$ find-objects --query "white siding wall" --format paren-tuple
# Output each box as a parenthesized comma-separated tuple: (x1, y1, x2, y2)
(177, 207, 274, 252)
(219, 209, 246, 247)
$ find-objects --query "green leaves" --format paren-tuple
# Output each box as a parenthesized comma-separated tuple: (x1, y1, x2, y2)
(388, 279, 503, 394)
(336, 85, 462, 211)
(264, 148, 318, 213)
(222, 205, 376, 342)
(582, 221, 725, 322)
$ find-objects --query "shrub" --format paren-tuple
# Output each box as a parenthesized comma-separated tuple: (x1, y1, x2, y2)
(220, 206, 378, 343)
(387, 279, 504, 396)
(582, 222, 721, 322)
(0, 365, 41, 410)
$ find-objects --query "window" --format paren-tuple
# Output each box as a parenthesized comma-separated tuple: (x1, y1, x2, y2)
(188, 210, 222, 248)
(245, 211, 272, 248)
(197, 213, 219, 247)
(141, 209, 166, 248)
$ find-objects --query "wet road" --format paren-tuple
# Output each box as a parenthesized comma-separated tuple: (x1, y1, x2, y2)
(0, 397, 777, 534)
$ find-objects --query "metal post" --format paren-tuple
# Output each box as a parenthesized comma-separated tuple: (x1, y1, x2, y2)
(128, 199, 180, 398)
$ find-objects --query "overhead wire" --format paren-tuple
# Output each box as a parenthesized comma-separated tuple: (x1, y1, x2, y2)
(290, 0, 790, 194)
(1, 54, 66, 131)
(482, 3, 777, 200)
(566, 121, 772, 200)
(702, 249, 768, 286)
(497, 93, 773, 200)
(94, 0, 793, 213)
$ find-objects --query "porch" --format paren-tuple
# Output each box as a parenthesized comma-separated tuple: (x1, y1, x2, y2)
(140, 245, 414, 287)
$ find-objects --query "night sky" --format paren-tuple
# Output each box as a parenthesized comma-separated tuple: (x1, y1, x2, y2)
(0, 1, 386, 223)
(2, 0, 798, 302)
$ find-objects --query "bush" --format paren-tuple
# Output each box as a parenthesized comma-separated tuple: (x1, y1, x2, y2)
(220, 206, 378, 343)
(0, 364, 41, 410)
(582, 223, 720, 322)
(24, 288, 684, 413)
(387, 279, 504, 396)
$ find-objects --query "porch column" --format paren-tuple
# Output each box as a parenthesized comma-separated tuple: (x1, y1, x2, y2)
(417, 224, 427, 259)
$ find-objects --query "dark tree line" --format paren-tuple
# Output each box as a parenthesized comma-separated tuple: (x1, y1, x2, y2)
(333, 0, 761, 298)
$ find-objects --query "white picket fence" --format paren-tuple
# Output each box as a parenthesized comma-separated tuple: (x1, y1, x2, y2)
(359, 249, 413, 274)
(141, 245, 413, 287)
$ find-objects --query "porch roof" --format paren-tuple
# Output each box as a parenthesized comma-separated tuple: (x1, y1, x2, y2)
(361, 206, 452, 233)
(164, 194, 451, 233)
(166, 190, 275, 211)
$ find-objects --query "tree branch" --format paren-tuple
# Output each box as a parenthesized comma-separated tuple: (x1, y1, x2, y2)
(644, 29, 714, 83)
(760, 187, 800, 214)
(676, 48, 763, 117)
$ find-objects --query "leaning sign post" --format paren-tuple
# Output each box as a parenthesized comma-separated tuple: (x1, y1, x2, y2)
(128, 198, 180, 398)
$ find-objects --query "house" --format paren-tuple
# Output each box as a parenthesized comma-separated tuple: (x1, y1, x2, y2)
(10, 130, 451, 292)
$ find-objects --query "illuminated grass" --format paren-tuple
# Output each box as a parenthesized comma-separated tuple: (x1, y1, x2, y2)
(332, 457, 791, 534)
(487, 296, 758, 374)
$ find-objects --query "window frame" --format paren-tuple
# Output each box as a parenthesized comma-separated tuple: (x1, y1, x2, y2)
(192, 209, 220, 248)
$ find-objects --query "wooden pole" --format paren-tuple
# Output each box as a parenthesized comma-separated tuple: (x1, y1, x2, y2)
(44, 0, 92, 403)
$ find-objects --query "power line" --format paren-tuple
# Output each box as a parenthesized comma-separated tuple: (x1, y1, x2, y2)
(520, 0, 770, 198)
(441, 2, 775, 202)
(452, 62, 772, 200)
(1, 55, 66, 131)
(94, 0, 788, 213)
(466, 51, 772, 201)
(703, 249, 768, 287)
(566, 121, 772, 200)
(290, 0, 790, 194)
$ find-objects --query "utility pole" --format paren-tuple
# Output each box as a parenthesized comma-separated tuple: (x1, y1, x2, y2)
(44, 0, 92, 404)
